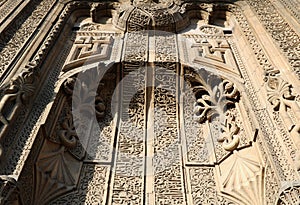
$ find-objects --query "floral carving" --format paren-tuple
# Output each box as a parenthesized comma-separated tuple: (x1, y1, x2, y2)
(57, 112, 77, 149)
(0, 69, 35, 125)
(266, 74, 298, 130)
(218, 113, 240, 152)
(185, 69, 241, 152)
(276, 184, 300, 205)
(63, 77, 75, 96)
(53, 107, 86, 161)
(221, 152, 264, 205)
(64, 73, 106, 121)
(35, 147, 76, 205)
(199, 25, 222, 35)
(265, 70, 300, 168)
(186, 71, 239, 123)
(1, 0, 298, 203)
(6, 70, 35, 104)
(79, 23, 102, 31)
(265, 71, 297, 115)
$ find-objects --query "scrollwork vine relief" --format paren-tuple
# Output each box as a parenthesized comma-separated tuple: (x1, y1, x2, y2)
(0, 68, 35, 158)
(63, 72, 106, 121)
(0, 68, 35, 126)
(265, 70, 300, 170)
(185, 68, 241, 152)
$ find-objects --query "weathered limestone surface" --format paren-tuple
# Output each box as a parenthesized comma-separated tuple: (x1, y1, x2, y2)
(0, 0, 299, 204)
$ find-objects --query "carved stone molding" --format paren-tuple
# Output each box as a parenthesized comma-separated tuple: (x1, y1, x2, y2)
(185, 68, 242, 153)
(228, 4, 274, 73)
(188, 167, 219, 204)
(0, 67, 36, 160)
(191, 38, 238, 71)
(277, 0, 300, 22)
(0, 1, 299, 204)
(112, 0, 189, 32)
(265, 70, 300, 133)
(49, 164, 109, 204)
(0, 0, 56, 80)
(123, 31, 148, 62)
(219, 150, 264, 205)
(34, 146, 77, 205)
(0, 0, 23, 24)
(276, 184, 300, 205)
(246, 0, 300, 78)
(0, 68, 35, 121)
(265, 70, 300, 171)
(199, 25, 223, 36)
(265, 163, 280, 205)
(0, 176, 19, 205)
(228, 5, 298, 181)
(0, 0, 92, 174)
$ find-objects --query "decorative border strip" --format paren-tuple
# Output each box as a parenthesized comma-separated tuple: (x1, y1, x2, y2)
(246, 0, 300, 79)
(277, 0, 300, 22)
(0, 0, 23, 23)
(0, 0, 56, 80)
(0, 1, 90, 175)
(229, 38, 296, 181)
(229, 5, 298, 181)
(228, 5, 274, 72)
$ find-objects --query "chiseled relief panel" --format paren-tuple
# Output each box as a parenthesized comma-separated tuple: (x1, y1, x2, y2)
(183, 66, 265, 205)
(23, 18, 272, 205)
(50, 164, 109, 205)
(265, 70, 300, 170)
(33, 16, 122, 205)
(183, 83, 212, 165)
(181, 21, 266, 204)
(36, 65, 119, 205)
(110, 62, 146, 204)
(3, 0, 300, 204)
(109, 31, 148, 204)
(62, 19, 123, 73)
(153, 63, 185, 204)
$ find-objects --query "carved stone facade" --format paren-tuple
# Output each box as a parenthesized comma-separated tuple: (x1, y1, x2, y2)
(0, 0, 299, 204)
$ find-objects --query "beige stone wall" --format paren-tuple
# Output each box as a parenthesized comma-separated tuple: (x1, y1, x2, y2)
(0, 0, 299, 204)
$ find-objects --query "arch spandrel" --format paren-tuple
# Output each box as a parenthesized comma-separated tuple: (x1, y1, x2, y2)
(0, 1, 299, 205)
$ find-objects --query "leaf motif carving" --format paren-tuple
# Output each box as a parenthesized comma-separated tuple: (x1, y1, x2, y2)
(35, 147, 76, 205)
(186, 71, 239, 123)
(221, 152, 264, 205)
(0, 68, 35, 126)
(185, 68, 241, 151)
